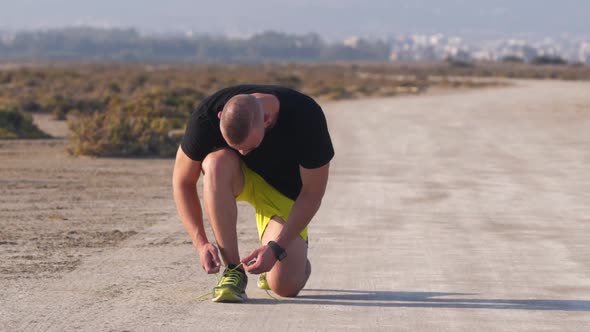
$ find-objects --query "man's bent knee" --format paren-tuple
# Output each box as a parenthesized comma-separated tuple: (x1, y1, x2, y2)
(267, 262, 310, 297)
(201, 149, 240, 176)
(269, 278, 304, 298)
(201, 149, 243, 196)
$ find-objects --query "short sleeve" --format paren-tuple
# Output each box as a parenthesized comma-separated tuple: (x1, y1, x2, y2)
(180, 112, 219, 161)
(296, 103, 335, 169)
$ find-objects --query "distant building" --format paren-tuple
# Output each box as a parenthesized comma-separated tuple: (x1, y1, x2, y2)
(387, 33, 590, 64)
(343, 36, 360, 48)
(0, 32, 15, 45)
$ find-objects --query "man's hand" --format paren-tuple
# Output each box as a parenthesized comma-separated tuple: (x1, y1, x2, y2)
(241, 245, 277, 274)
(197, 242, 221, 274)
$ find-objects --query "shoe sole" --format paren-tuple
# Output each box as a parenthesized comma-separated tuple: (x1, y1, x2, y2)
(212, 288, 247, 303)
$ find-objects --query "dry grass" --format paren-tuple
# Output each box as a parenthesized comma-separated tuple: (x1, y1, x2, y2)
(2, 61, 587, 155)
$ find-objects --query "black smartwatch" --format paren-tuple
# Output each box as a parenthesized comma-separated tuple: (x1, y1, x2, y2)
(267, 241, 287, 261)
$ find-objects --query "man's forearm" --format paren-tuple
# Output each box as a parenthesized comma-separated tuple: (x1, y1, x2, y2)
(173, 184, 209, 248)
(275, 191, 323, 248)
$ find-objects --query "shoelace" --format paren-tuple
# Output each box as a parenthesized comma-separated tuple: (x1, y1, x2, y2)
(218, 268, 244, 286)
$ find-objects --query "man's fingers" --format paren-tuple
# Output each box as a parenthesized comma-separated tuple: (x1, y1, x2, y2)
(209, 265, 220, 274)
(206, 263, 220, 274)
(243, 251, 264, 273)
(241, 250, 258, 265)
(244, 261, 261, 273)
(203, 251, 220, 274)
(203, 252, 214, 272)
(209, 247, 221, 267)
(243, 259, 259, 271)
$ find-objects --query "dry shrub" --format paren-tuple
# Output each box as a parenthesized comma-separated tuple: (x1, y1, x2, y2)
(4, 61, 586, 155)
(67, 88, 201, 157)
(0, 107, 49, 139)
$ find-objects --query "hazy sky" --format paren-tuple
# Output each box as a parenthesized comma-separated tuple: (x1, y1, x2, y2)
(0, 0, 588, 40)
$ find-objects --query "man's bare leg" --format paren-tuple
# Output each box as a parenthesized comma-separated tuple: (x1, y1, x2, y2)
(201, 149, 244, 266)
(261, 216, 311, 297)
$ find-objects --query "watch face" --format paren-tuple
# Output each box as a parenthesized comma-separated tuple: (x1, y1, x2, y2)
(268, 241, 287, 261)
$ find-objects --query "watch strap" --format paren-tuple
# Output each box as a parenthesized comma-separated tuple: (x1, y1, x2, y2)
(267, 241, 287, 261)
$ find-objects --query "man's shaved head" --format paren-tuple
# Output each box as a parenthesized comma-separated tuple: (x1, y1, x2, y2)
(220, 94, 263, 145)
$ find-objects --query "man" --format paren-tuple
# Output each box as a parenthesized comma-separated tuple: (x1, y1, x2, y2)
(173, 84, 334, 303)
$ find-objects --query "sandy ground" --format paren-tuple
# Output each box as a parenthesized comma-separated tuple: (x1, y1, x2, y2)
(1, 80, 590, 331)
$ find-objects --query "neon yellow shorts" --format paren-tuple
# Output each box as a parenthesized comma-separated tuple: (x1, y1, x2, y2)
(236, 162, 308, 242)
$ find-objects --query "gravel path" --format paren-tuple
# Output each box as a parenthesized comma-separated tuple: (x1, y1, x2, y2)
(1, 79, 589, 331)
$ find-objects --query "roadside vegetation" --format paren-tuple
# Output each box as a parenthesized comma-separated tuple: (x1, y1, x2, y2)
(0, 107, 49, 139)
(1, 62, 589, 156)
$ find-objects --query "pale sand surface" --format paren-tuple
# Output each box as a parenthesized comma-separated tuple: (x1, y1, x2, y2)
(1, 80, 590, 331)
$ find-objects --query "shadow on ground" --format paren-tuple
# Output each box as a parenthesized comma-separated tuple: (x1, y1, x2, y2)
(248, 289, 590, 311)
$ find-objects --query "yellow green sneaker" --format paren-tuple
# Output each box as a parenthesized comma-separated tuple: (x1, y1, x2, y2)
(212, 267, 248, 303)
(257, 272, 271, 290)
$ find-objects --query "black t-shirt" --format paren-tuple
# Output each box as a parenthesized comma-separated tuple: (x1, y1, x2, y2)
(181, 84, 335, 200)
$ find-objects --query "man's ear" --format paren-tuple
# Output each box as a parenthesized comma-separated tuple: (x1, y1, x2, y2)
(218, 111, 222, 119)
(263, 111, 270, 124)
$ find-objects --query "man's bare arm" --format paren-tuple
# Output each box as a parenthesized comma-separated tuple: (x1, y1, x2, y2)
(172, 146, 220, 273)
(275, 162, 330, 249)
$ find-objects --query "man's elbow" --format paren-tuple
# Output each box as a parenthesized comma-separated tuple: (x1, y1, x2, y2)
(172, 171, 183, 194)
(172, 172, 197, 199)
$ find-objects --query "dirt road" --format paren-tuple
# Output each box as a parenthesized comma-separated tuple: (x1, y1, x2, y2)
(1, 80, 590, 331)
